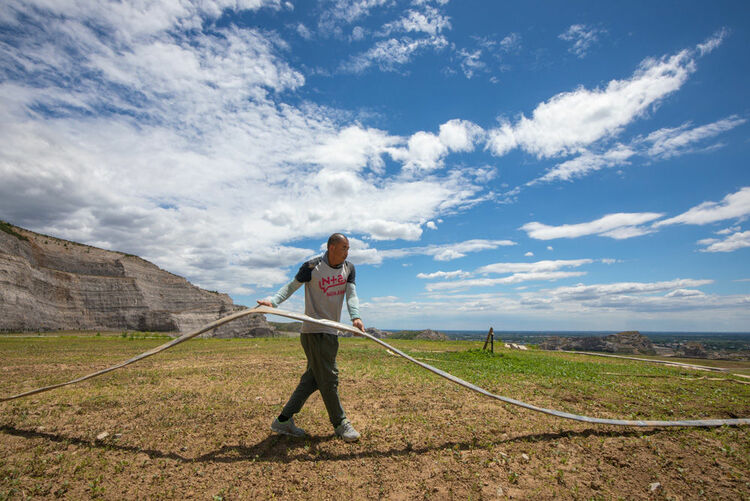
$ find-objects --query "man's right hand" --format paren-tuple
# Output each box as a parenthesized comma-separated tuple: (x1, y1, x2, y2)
(256, 300, 273, 307)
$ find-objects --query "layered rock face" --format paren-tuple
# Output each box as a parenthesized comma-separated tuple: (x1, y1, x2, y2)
(0, 223, 271, 337)
(540, 331, 656, 355)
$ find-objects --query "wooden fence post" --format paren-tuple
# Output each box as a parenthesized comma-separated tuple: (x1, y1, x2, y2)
(483, 327, 495, 352)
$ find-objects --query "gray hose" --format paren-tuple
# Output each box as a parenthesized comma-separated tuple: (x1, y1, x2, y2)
(2, 306, 749, 428)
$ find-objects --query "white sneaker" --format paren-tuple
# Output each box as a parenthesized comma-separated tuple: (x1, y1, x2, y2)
(334, 419, 360, 442)
(270, 417, 306, 437)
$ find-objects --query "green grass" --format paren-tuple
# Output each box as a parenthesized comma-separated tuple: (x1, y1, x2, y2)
(402, 345, 750, 420)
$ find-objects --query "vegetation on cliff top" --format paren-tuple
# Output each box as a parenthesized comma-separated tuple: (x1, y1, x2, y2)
(0, 220, 28, 242)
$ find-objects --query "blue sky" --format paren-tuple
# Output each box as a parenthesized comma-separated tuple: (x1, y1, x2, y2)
(1, 1, 749, 331)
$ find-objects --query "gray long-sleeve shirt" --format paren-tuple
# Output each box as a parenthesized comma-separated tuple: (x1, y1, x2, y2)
(269, 252, 360, 334)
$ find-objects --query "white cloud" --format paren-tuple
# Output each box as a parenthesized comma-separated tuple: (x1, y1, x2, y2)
(351, 26, 367, 40)
(362, 283, 748, 329)
(296, 23, 313, 39)
(416, 270, 470, 280)
(520, 188, 750, 246)
(644, 116, 746, 159)
(371, 295, 399, 302)
(522, 213, 664, 240)
(524, 251, 534, 257)
(426, 271, 586, 291)
(0, 0, 492, 295)
(716, 225, 740, 235)
(439, 119, 485, 151)
(343, 238, 515, 265)
(1, 0, 283, 39)
(342, 35, 449, 72)
(239, 246, 314, 268)
(389, 119, 484, 171)
(380, 6, 451, 37)
(477, 259, 594, 275)
(340, 0, 452, 73)
(531, 144, 636, 184)
(500, 278, 750, 317)
(558, 24, 606, 58)
(420, 258, 597, 292)
(344, 237, 386, 265)
(698, 230, 750, 253)
(665, 289, 705, 298)
(383, 238, 516, 261)
(499, 33, 521, 53)
(393, 131, 446, 170)
(487, 46, 700, 158)
(453, 32, 520, 80)
(426, 221, 438, 230)
(319, 0, 392, 31)
(656, 187, 750, 227)
(303, 125, 400, 172)
(524, 115, 744, 186)
(457, 48, 485, 79)
(697, 28, 729, 56)
(545, 279, 713, 301)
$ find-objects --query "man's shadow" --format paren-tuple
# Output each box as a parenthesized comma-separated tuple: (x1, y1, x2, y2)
(0, 424, 664, 464)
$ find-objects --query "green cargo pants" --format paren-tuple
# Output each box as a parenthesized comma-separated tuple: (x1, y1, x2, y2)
(281, 332, 346, 427)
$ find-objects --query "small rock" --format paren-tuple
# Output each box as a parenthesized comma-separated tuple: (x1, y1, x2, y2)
(181, 446, 188, 452)
(96, 431, 109, 441)
(35, 426, 46, 433)
(521, 453, 530, 462)
(496, 485, 504, 497)
(113, 433, 122, 439)
(649, 482, 661, 492)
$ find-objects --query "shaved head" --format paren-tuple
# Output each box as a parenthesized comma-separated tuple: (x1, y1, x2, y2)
(326, 233, 350, 267)
(327, 233, 348, 248)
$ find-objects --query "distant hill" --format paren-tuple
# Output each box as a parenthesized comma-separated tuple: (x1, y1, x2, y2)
(540, 331, 656, 355)
(0, 221, 271, 337)
(388, 329, 449, 341)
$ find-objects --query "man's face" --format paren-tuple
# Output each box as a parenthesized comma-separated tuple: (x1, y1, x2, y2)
(328, 238, 349, 266)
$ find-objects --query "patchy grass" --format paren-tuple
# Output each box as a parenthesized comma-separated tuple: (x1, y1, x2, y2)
(1, 334, 749, 500)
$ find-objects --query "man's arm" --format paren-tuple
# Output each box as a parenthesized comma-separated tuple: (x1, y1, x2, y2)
(346, 282, 365, 333)
(257, 260, 314, 307)
(257, 279, 303, 307)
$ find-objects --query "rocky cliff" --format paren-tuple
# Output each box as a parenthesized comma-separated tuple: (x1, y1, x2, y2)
(0, 222, 271, 337)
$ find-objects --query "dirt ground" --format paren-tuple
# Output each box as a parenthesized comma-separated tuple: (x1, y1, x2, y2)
(1, 336, 749, 500)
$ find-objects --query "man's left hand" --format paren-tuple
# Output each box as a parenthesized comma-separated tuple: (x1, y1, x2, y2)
(352, 318, 365, 336)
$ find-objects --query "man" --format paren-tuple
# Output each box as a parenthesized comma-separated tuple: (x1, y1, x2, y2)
(257, 233, 365, 442)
